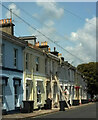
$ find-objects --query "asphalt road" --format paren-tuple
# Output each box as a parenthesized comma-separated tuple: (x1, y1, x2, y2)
(34, 102, 97, 118)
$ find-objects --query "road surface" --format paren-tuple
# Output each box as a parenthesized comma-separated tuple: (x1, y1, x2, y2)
(34, 102, 97, 118)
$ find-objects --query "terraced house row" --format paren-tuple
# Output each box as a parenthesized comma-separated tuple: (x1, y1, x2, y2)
(0, 19, 87, 113)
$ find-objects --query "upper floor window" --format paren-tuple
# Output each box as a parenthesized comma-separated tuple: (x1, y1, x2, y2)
(35, 57, 39, 72)
(45, 59, 48, 74)
(68, 69, 70, 80)
(52, 61, 54, 74)
(14, 48, 18, 68)
(72, 71, 75, 81)
(0, 44, 5, 66)
(26, 53, 29, 70)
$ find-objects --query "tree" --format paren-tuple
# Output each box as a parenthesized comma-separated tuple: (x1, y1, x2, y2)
(77, 62, 98, 98)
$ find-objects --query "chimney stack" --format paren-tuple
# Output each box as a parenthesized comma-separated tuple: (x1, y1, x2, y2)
(38, 41, 49, 52)
(0, 18, 15, 35)
(50, 47, 59, 56)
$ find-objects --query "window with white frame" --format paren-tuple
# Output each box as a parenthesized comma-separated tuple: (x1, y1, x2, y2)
(35, 57, 39, 72)
(14, 48, 18, 68)
(14, 85, 18, 107)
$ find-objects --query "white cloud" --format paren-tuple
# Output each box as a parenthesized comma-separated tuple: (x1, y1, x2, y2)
(30, 1, 65, 47)
(44, 20, 54, 27)
(6, 3, 20, 18)
(64, 17, 96, 66)
(71, 32, 78, 41)
(35, 2, 64, 21)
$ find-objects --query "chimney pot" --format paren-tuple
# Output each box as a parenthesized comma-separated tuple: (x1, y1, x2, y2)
(0, 20, 2, 24)
(54, 47, 56, 51)
(45, 41, 47, 45)
(4, 19, 6, 24)
(7, 19, 9, 23)
(41, 42, 43, 46)
(44, 42, 45, 45)
(48, 48, 51, 52)
(10, 18, 12, 23)
(2, 19, 3, 24)
(38, 41, 39, 46)
(36, 42, 38, 46)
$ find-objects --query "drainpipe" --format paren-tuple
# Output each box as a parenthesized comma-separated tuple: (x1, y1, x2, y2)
(23, 52, 26, 101)
(50, 59, 53, 108)
(33, 68, 35, 102)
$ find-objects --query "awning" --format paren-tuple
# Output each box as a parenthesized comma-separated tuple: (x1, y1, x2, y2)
(75, 86, 80, 89)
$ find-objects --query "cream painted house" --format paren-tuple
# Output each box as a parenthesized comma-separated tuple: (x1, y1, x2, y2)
(46, 52, 60, 108)
(20, 36, 88, 108)
(19, 37, 47, 109)
(38, 44, 60, 108)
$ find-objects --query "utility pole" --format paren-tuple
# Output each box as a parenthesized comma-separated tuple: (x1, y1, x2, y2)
(10, 9, 12, 20)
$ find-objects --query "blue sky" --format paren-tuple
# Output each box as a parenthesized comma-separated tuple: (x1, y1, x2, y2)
(1, 1, 96, 66)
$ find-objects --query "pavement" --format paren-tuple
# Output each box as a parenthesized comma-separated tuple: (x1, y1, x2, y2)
(1, 102, 95, 120)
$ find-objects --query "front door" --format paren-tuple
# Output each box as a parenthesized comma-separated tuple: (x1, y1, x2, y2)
(26, 85, 30, 100)
(14, 85, 19, 108)
(26, 81, 32, 100)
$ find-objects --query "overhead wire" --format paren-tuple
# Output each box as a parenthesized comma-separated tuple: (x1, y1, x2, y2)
(0, 2, 88, 63)
(8, 1, 70, 43)
(55, 3, 97, 29)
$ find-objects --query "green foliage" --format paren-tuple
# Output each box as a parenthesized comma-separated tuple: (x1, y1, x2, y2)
(77, 62, 98, 97)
